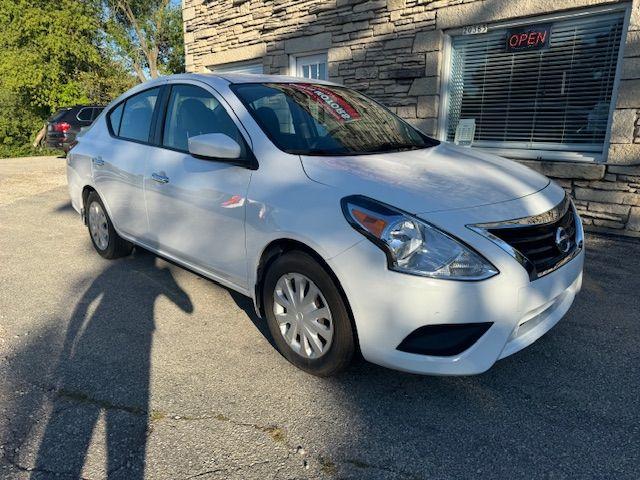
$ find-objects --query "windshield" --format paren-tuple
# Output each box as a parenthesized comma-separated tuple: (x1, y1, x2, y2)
(232, 83, 438, 155)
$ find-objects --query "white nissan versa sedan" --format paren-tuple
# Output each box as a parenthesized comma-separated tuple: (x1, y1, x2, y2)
(66, 73, 584, 376)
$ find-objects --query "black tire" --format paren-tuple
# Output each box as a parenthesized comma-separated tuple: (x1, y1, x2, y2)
(263, 251, 355, 376)
(85, 191, 133, 259)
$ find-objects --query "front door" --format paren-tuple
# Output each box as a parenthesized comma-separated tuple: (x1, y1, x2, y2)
(144, 83, 253, 290)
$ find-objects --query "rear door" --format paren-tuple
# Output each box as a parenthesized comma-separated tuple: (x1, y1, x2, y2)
(93, 87, 162, 239)
(143, 82, 253, 289)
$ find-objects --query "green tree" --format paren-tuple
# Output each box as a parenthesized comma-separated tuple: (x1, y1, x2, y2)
(0, 0, 136, 155)
(103, 0, 185, 82)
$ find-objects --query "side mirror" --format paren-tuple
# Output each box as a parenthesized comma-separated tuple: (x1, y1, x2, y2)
(188, 133, 242, 160)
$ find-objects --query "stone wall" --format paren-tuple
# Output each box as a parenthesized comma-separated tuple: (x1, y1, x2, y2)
(183, 0, 640, 236)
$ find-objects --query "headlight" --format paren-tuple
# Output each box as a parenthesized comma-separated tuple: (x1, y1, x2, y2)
(342, 196, 498, 280)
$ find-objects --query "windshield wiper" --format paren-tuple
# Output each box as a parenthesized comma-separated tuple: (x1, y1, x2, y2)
(371, 142, 424, 153)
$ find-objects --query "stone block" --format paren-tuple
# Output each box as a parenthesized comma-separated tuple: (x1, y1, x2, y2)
(328, 46, 352, 62)
(355, 66, 378, 79)
(385, 37, 414, 50)
(610, 109, 637, 144)
(607, 143, 640, 165)
(387, 67, 424, 79)
(342, 21, 369, 33)
(183, 6, 196, 21)
(608, 165, 640, 176)
(408, 76, 439, 96)
(517, 160, 605, 180)
(202, 43, 267, 68)
(628, 207, 640, 231)
(417, 95, 438, 118)
(621, 57, 640, 80)
(575, 187, 640, 206)
(625, 31, 640, 58)
(373, 23, 395, 36)
(408, 118, 437, 136)
(588, 203, 631, 216)
(387, 0, 405, 11)
(397, 104, 417, 119)
(285, 32, 331, 54)
(631, 1, 640, 31)
(271, 54, 289, 68)
(616, 80, 640, 109)
(593, 219, 625, 229)
(413, 30, 442, 53)
(353, 0, 386, 13)
(425, 50, 440, 77)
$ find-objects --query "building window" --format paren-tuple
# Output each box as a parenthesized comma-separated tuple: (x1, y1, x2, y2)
(293, 53, 328, 80)
(445, 9, 626, 161)
(210, 61, 263, 75)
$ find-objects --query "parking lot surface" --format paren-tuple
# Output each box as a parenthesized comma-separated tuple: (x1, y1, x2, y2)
(1, 156, 639, 479)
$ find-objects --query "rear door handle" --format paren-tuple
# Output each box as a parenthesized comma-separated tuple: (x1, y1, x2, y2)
(151, 172, 170, 184)
(92, 156, 104, 166)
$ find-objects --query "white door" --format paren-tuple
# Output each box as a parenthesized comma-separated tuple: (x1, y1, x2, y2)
(93, 87, 161, 238)
(144, 83, 253, 289)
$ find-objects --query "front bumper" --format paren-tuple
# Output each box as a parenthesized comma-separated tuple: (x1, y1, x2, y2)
(329, 237, 584, 375)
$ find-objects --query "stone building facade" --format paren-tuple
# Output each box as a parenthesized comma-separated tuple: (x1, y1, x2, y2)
(182, 0, 640, 236)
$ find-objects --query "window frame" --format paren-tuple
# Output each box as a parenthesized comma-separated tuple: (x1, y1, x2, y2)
(290, 52, 329, 80)
(151, 81, 259, 169)
(438, 3, 632, 163)
(106, 85, 164, 146)
(76, 107, 94, 122)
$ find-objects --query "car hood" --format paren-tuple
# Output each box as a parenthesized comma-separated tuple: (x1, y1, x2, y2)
(300, 143, 550, 214)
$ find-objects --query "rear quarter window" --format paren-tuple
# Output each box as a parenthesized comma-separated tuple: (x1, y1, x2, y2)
(108, 103, 124, 136)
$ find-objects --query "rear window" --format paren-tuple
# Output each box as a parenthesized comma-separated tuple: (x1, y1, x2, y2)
(49, 109, 71, 122)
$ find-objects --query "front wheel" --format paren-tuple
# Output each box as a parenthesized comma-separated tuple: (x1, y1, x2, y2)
(263, 251, 355, 376)
(85, 191, 133, 259)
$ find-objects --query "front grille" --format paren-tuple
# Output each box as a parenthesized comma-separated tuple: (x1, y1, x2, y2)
(471, 196, 582, 280)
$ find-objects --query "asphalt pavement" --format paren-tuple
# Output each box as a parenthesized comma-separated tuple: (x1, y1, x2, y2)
(0, 156, 638, 479)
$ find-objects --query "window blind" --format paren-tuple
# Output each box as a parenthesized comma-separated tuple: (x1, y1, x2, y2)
(446, 11, 626, 156)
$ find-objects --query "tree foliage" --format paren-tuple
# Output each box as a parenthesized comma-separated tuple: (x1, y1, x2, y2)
(0, 0, 135, 155)
(103, 0, 184, 82)
(0, 0, 184, 157)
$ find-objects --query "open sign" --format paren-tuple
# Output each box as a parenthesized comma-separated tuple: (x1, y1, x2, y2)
(506, 24, 551, 52)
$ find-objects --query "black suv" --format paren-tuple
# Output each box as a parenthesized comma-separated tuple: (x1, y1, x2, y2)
(45, 105, 104, 152)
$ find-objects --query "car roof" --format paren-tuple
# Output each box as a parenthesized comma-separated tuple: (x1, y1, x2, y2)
(165, 72, 339, 87)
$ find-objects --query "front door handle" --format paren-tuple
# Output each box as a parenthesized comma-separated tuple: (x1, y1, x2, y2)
(151, 172, 170, 184)
(92, 156, 104, 166)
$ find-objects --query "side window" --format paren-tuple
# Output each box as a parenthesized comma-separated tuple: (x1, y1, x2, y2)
(108, 103, 124, 135)
(77, 108, 93, 122)
(119, 88, 160, 142)
(162, 84, 246, 156)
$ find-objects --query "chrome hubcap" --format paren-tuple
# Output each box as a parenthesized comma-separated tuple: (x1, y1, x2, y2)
(88, 201, 109, 250)
(273, 273, 334, 359)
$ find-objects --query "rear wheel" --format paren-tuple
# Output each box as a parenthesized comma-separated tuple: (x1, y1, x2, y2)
(263, 251, 355, 376)
(86, 191, 133, 259)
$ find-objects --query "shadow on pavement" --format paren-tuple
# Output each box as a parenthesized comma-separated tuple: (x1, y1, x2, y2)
(8, 250, 193, 479)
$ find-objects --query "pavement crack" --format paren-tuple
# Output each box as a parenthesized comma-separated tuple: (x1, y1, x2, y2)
(53, 387, 147, 416)
(184, 467, 227, 478)
(1, 452, 92, 480)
